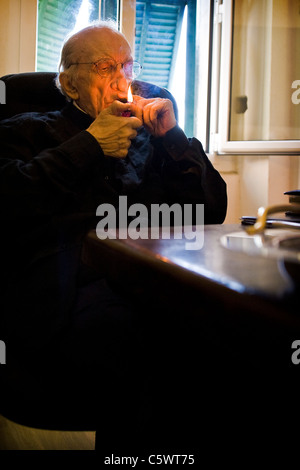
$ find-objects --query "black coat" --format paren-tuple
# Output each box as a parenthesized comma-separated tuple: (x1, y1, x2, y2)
(0, 102, 227, 353)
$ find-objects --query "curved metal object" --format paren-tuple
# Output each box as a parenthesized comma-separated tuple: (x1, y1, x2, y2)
(246, 204, 300, 235)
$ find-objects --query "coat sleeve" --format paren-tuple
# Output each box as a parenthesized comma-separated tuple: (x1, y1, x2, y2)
(150, 125, 227, 224)
(0, 116, 104, 218)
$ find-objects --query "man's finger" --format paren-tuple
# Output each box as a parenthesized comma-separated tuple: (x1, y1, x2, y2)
(109, 100, 133, 115)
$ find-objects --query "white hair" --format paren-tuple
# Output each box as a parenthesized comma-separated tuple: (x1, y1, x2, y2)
(56, 20, 124, 98)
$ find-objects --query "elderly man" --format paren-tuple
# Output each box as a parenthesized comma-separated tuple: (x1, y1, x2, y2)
(0, 22, 226, 452)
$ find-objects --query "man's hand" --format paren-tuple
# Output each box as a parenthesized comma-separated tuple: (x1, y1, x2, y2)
(130, 96, 177, 137)
(87, 101, 142, 158)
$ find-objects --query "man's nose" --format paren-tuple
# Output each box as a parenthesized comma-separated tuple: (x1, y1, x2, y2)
(112, 65, 129, 91)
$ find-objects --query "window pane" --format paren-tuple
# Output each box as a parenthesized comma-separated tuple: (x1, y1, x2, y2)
(230, 0, 300, 141)
(134, 0, 198, 136)
(36, 0, 100, 72)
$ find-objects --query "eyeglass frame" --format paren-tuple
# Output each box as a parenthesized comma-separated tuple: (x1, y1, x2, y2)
(68, 58, 142, 79)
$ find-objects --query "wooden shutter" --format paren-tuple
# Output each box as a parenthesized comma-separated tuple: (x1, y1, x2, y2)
(135, 0, 186, 88)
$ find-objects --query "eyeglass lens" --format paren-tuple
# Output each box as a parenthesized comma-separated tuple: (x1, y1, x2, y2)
(95, 60, 141, 79)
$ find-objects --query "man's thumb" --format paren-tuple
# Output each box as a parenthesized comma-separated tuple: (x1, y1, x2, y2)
(108, 100, 131, 116)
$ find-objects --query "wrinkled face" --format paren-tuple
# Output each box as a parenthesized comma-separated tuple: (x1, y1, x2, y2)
(65, 28, 132, 118)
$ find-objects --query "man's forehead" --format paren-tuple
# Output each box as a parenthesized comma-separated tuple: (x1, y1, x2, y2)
(81, 28, 131, 59)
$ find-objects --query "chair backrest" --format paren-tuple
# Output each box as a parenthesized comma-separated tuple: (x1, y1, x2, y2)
(0, 72, 178, 121)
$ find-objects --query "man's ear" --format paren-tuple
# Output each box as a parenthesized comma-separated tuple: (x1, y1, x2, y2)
(59, 72, 79, 100)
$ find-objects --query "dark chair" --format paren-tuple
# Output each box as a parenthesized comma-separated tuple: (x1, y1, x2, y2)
(0, 71, 178, 448)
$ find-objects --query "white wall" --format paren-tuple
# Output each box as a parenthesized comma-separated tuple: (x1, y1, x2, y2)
(213, 153, 300, 224)
(0, 0, 37, 76)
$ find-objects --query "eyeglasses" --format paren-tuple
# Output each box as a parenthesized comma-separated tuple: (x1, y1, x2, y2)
(68, 58, 142, 79)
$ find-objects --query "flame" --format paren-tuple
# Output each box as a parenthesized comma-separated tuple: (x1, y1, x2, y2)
(127, 85, 133, 103)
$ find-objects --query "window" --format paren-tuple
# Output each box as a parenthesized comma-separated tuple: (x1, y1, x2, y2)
(36, 0, 100, 72)
(134, 0, 197, 136)
(212, 0, 300, 154)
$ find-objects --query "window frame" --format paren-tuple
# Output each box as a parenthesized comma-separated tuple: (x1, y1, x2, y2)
(212, 0, 300, 155)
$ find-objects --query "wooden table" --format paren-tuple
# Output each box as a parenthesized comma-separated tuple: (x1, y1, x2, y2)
(82, 224, 300, 450)
(82, 223, 300, 368)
